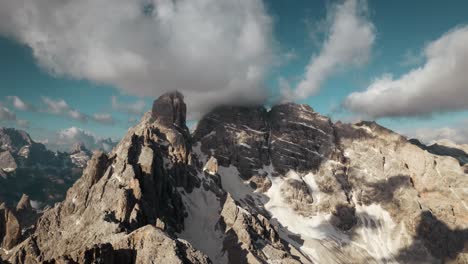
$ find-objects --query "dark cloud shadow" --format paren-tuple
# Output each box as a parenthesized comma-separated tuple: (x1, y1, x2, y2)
(352, 174, 413, 206)
(393, 211, 468, 263)
(409, 138, 468, 166)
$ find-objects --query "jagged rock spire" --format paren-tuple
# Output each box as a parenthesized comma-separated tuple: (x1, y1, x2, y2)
(16, 194, 32, 212)
(151, 91, 187, 129)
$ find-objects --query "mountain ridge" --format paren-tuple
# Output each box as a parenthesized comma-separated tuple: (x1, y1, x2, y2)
(1, 91, 467, 263)
(0, 128, 92, 208)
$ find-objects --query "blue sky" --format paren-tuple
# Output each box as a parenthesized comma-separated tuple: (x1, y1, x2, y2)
(265, 0, 468, 132)
(0, 0, 467, 150)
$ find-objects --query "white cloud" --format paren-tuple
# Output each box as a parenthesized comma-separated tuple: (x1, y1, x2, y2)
(111, 96, 146, 115)
(40, 96, 115, 125)
(286, 0, 375, 100)
(45, 127, 117, 152)
(0, 105, 16, 121)
(406, 126, 468, 145)
(0, 104, 30, 127)
(7, 96, 34, 111)
(92, 113, 115, 125)
(68, 109, 88, 122)
(41, 97, 71, 115)
(0, 0, 274, 116)
(4, 96, 116, 126)
(344, 26, 468, 118)
(41, 96, 89, 122)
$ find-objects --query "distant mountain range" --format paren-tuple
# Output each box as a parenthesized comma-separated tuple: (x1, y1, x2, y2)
(0, 127, 92, 207)
(1, 92, 467, 263)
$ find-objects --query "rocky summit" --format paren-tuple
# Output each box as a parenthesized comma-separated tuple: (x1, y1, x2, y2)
(1, 92, 467, 264)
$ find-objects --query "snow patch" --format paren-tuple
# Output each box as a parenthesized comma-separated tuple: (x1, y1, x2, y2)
(217, 166, 254, 202)
(302, 173, 322, 204)
(239, 143, 252, 149)
(30, 200, 42, 210)
(264, 171, 345, 262)
(178, 185, 227, 264)
(200, 131, 216, 140)
(192, 143, 208, 163)
(352, 202, 402, 262)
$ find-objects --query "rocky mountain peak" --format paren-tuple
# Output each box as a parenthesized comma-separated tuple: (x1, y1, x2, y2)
(0, 128, 33, 152)
(193, 101, 337, 178)
(70, 142, 90, 155)
(151, 91, 187, 129)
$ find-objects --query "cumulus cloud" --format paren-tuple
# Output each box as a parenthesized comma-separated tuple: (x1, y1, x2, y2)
(285, 0, 375, 100)
(41, 96, 89, 122)
(92, 113, 115, 125)
(344, 26, 468, 118)
(68, 109, 88, 122)
(111, 96, 146, 115)
(44, 127, 118, 152)
(39, 96, 115, 125)
(0, 104, 30, 127)
(0, 105, 16, 121)
(406, 125, 468, 145)
(41, 97, 71, 114)
(7, 96, 35, 111)
(4, 96, 117, 125)
(0, 0, 275, 116)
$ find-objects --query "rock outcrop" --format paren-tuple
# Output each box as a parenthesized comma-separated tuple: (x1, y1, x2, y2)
(0, 204, 21, 250)
(0, 151, 17, 172)
(219, 194, 302, 264)
(203, 156, 218, 175)
(0, 195, 38, 251)
(0, 128, 33, 153)
(69, 142, 92, 168)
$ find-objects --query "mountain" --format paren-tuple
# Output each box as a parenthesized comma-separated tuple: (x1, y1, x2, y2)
(1, 92, 467, 263)
(69, 142, 93, 168)
(0, 128, 91, 207)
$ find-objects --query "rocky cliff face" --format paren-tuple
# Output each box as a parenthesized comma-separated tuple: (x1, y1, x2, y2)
(191, 102, 468, 263)
(2, 92, 467, 264)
